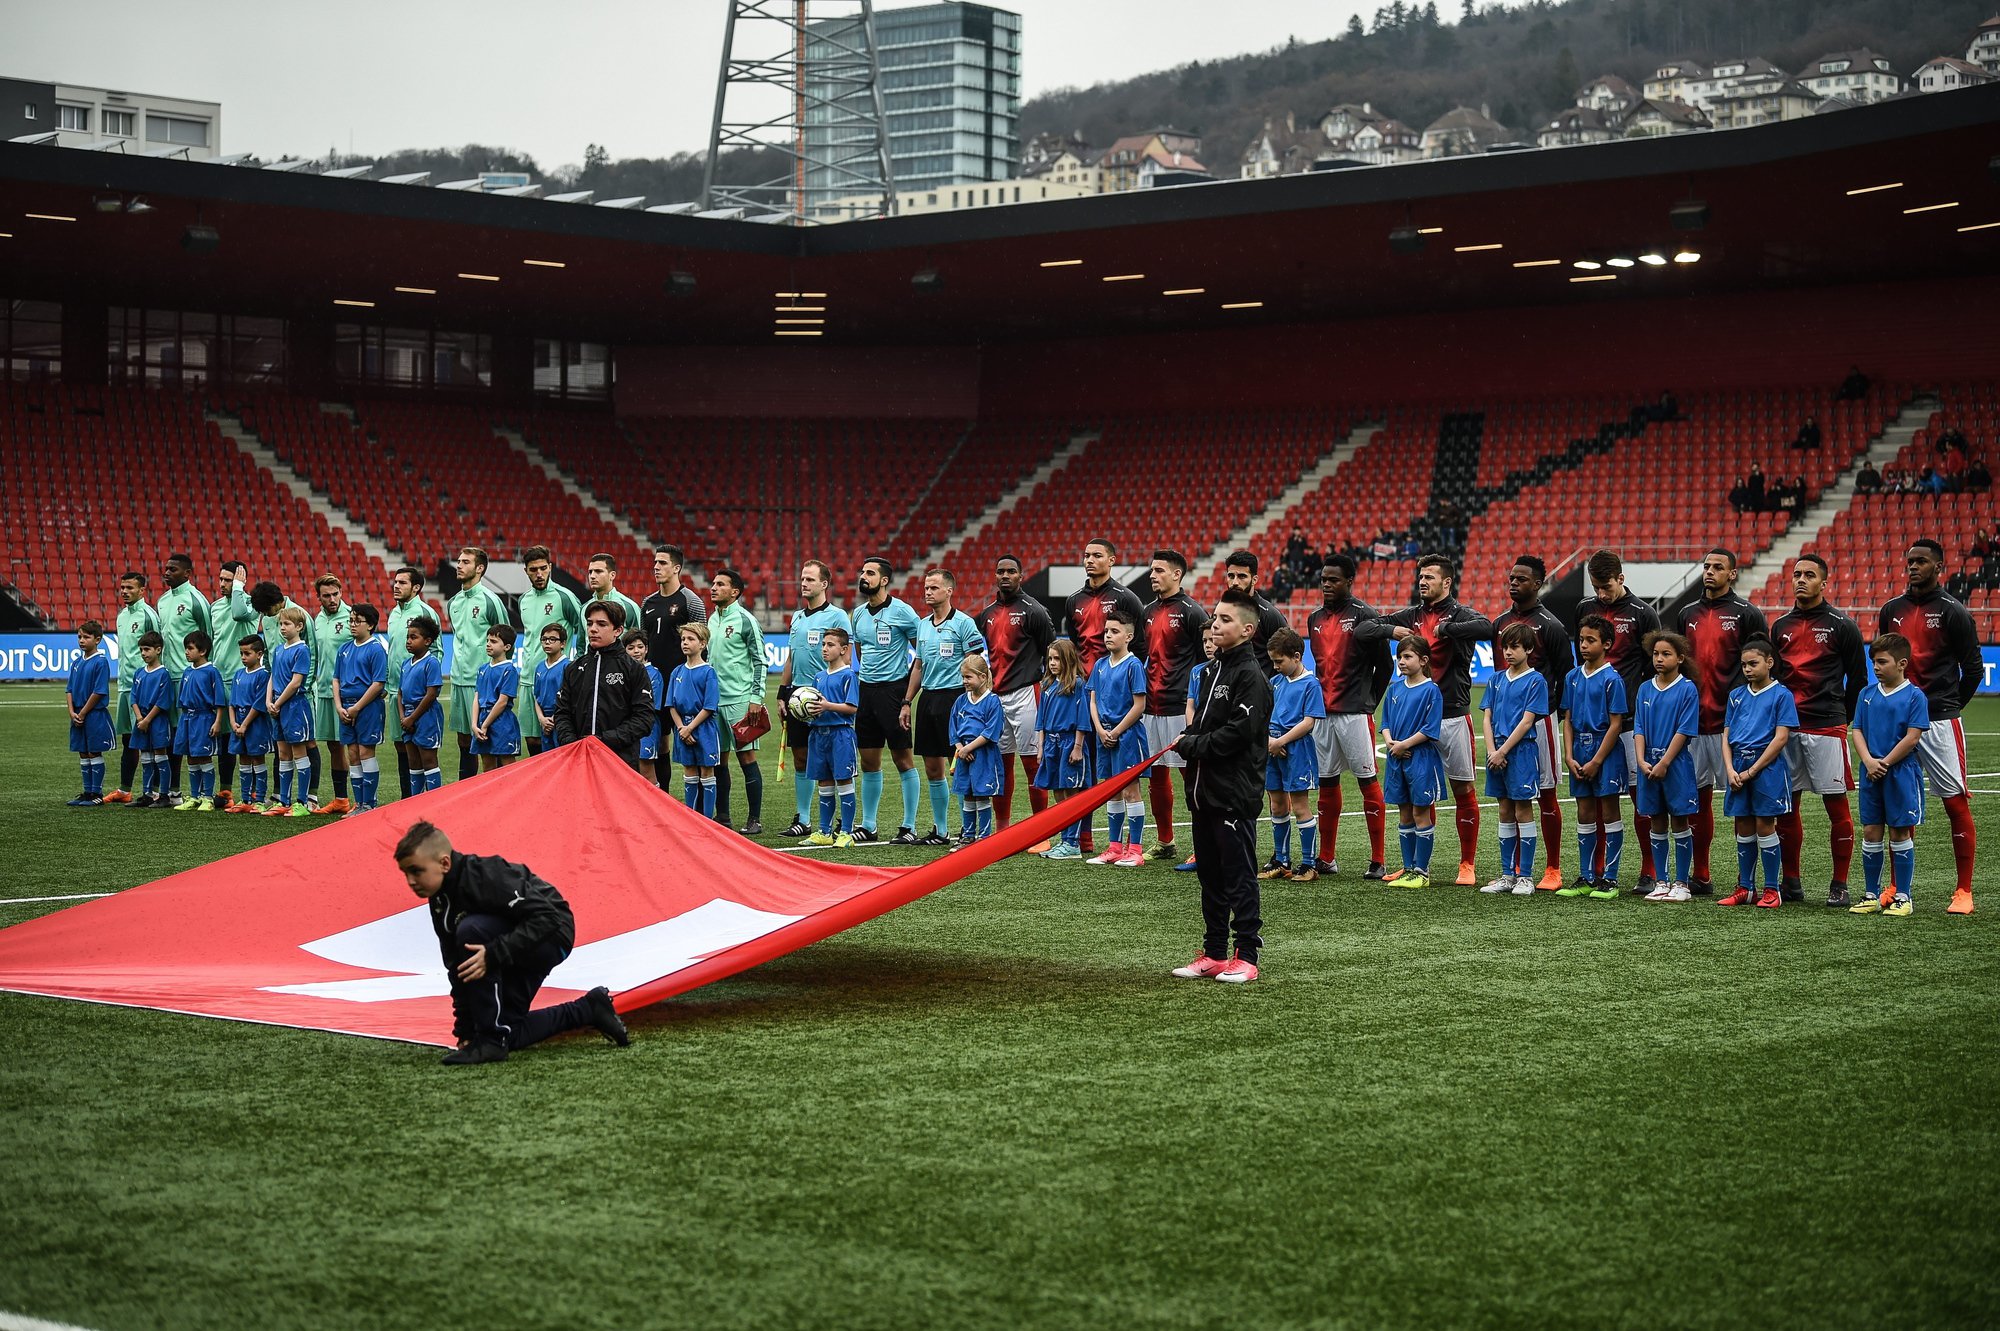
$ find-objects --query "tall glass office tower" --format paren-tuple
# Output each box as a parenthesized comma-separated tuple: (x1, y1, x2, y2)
(805, 2, 1021, 212)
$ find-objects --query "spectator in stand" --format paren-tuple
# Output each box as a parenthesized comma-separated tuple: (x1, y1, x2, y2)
(1921, 466, 1945, 497)
(1966, 455, 1991, 494)
(1855, 462, 1882, 495)
(1837, 365, 1870, 400)
(1775, 479, 1800, 516)
(1964, 527, 1993, 571)
(1746, 464, 1767, 512)
(1937, 422, 1968, 455)
(1729, 475, 1753, 512)
(1653, 390, 1679, 422)
(1791, 417, 1821, 451)
(1937, 446, 1967, 492)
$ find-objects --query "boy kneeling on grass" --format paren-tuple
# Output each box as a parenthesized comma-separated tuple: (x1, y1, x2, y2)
(394, 820, 630, 1065)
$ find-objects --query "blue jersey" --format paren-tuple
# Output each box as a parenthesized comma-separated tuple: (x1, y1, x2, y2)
(1187, 660, 1208, 711)
(1563, 663, 1627, 737)
(788, 601, 852, 685)
(231, 666, 270, 725)
(1036, 680, 1087, 737)
(1481, 667, 1550, 741)
(1268, 670, 1326, 737)
(131, 666, 175, 746)
(1633, 676, 1699, 762)
(270, 641, 312, 709)
(533, 657, 569, 716)
(177, 662, 225, 722)
(668, 662, 720, 724)
(950, 690, 1006, 797)
(476, 660, 519, 713)
(852, 596, 923, 685)
(399, 655, 442, 713)
(1725, 682, 1800, 762)
(1854, 681, 1929, 764)
(917, 609, 987, 692)
(67, 651, 110, 711)
(335, 637, 389, 708)
(1383, 675, 1443, 747)
(811, 664, 858, 727)
(1087, 653, 1146, 731)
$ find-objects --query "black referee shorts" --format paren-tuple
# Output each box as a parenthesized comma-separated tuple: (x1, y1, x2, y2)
(913, 687, 962, 758)
(784, 712, 812, 750)
(855, 679, 912, 749)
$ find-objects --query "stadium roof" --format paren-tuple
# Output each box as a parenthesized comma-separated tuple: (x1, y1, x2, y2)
(0, 85, 1996, 347)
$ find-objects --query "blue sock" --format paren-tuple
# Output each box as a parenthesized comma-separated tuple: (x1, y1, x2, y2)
(1577, 824, 1599, 881)
(702, 778, 717, 819)
(277, 761, 293, 805)
(1862, 839, 1884, 899)
(1399, 822, 1415, 867)
(1674, 830, 1693, 885)
(1273, 815, 1293, 864)
(860, 769, 884, 831)
(684, 779, 699, 809)
(1759, 833, 1782, 889)
(898, 767, 921, 831)
(1890, 837, 1914, 900)
(1603, 821, 1625, 881)
(1651, 833, 1670, 882)
(1499, 822, 1518, 877)
(1736, 834, 1757, 888)
(200, 766, 214, 799)
(1107, 803, 1125, 844)
(977, 804, 993, 838)
(962, 804, 976, 838)
(796, 774, 813, 827)
(1126, 810, 1145, 845)
(1062, 814, 1081, 847)
(928, 778, 950, 833)
(818, 790, 834, 834)
(1518, 828, 1536, 879)
(1299, 817, 1318, 865)
(838, 788, 855, 833)
(78, 758, 92, 795)
(1414, 826, 1435, 873)
(428, 767, 444, 792)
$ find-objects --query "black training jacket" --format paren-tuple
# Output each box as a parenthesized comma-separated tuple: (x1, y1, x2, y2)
(554, 642, 657, 761)
(428, 852, 576, 971)
(1177, 640, 1273, 820)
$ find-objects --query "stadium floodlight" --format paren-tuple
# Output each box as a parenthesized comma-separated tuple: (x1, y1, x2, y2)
(1571, 258, 1603, 270)
(666, 270, 698, 298)
(1388, 225, 1425, 255)
(1606, 256, 1636, 268)
(181, 224, 219, 254)
(911, 268, 943, 293)
(1670, 200, 1709, 231)
(1637, 253, 1668, 266)
(1672, 250, 1701, 263)
(94, 195, 124, 213)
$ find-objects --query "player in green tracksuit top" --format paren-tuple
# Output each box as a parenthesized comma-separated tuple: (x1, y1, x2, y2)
(584, 554, 643, 648)
(514, 546, 586, 747)
(447, 547, 511, 784)
(707, 566, 769, 833)
(384, 565, 446, 796)
(310, 577, 356, 810)
(207, 561, 258, 804)
(109, 572, 162, 801)
(154, 553, 211, 804)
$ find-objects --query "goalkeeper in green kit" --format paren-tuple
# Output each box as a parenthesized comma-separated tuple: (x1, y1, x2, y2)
(707, 567, 768, 833)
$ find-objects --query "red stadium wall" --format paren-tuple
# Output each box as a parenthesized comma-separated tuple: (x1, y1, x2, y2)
(616, 345, 981, 418)
(977, 276, 2000, 417)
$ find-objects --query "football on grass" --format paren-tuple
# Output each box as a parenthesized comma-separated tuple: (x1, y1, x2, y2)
(786, 686, 823, 721)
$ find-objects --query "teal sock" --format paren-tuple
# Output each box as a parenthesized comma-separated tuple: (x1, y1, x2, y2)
(928, 778, 950, 832)
(796, 774, 814, 826)
(860, 769, 884, 831)
(898, 767, 921, 831)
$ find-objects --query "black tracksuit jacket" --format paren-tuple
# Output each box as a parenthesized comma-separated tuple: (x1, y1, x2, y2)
(553, 641, 657, 762)
(427, 853, 576, 972)
(1177, 640, 1273, 821)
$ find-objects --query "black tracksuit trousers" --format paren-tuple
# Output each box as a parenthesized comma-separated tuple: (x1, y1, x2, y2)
(448, 914, 592, 1050)
(1191, 809, 1262, 964)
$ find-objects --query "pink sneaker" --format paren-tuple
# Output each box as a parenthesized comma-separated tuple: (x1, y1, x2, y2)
(1112, 845, 1146, 868)
(1087, 842, 1125, 866)
(1171, 953, 1228, 979)
(1216, 955, 1259, 984)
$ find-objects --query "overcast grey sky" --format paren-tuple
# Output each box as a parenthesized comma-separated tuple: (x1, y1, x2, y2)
(11, 0, 1369, 170)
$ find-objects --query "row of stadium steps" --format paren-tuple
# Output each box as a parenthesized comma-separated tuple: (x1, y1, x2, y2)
(617, 416, 972, 611)
(949, 406, 1355, 600)
(506, 411, 706, 570)
(1454, 381, 1907, 613)
(894, 422, 1093, 602)
(206, 408, 399, 574)
(1, 384, 387, 629)
(495, 418, 671, 562)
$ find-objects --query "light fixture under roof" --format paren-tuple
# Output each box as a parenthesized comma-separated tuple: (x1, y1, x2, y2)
(458, 272, 500, 281)
(775, 329, 823, 336)
(334, 299, 376, 307)
(1163, 287, 1205, 296)
(1606, 256, 1636, 269)
(774, 291, 829, 298)
(1673, 250, 1701, 263)
(523, 259, 565, 268)
(775, 305, 825, 312)
(1845, 182, 1903, 195)
(1221, 301, 1263, 309)
(1572, 259, 1603, 271)
(1039, 259, 1082, 267)
(1102, 273, 1144, 282)
(25, 212, 76, 222)
(774, 318, 824, 325)
(1417, 226, 1444, 235)
(1902, 202, 1958, 214)
(1958, 221, 2000, 233)
(1453, 243, 1502, 252)
(1512, 259, 1560, 268)
(394, 286, 436, 294)
(1570, 274, 1617, 283)
(1638, 253, 1668, 266)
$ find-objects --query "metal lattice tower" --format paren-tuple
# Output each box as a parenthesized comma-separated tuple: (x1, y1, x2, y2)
(702, 0, 895, 220)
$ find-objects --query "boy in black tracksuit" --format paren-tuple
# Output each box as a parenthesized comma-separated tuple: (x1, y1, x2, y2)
(554, 601, 657, 769)
(1172, 589, 1274, 983)
(395, 820, 630, 1065)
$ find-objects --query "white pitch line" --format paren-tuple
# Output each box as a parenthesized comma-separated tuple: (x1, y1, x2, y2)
(0, 1310, 109, 1331)
(0, 894, 114, 905)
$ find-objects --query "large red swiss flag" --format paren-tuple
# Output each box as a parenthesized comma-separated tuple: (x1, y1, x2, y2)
(0, 739, 1152, 1045)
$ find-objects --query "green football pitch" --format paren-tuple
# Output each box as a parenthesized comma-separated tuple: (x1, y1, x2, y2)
(2, 680, 1997, 1330)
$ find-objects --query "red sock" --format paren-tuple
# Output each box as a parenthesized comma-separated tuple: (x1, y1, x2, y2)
(1454, 786, 1479, 868)
(1693, 788, 1715, 879)
(1148, 768, 1176, 847)
(1360, 776, 1387, 864)
(1944, 793, 1977, 894)
(1824, 794, 1854, 883)
(1319, 783, 1344, 859)
(1537, 787, 1563, 871)
(1020, 755, 1047, 815)
(1635, 812, 1655, 878)
(996, 758, 1016, 830)
(1776, 808, 1804, 879)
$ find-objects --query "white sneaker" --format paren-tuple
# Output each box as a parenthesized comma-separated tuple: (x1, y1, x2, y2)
(1644, 882, 1674, 901)
(1664, 883, 1692, 902)
(1480, 876, 1513, 894)
(1510, 876, 1537, 895)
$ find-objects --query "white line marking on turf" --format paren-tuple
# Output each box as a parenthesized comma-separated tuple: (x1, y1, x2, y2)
(1, 1310, 110, 1331)
(0, 894, 114, 905)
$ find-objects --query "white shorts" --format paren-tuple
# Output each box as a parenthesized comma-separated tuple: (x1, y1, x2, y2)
(1529, 715, 1559, 791)
(1618, 731, 1638, 795)
(998, 686, 1039, 755)
(1440, 713, 1476, 784)
(1144, 713, 1189, 769)
(1691, 733, 1727, 788)
(1787, 730, 1854, 795)
(1313, 713, 1377, 779)
(1915, 717, 1968, 798)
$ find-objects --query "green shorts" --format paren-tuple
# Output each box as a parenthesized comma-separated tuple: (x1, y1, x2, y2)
(717, 700, 758, 753)
(450, 684, 481, 736)
(384, 691, 403, 742)
(114, 687, 135, 736)
(514, 686, 544, 740)
(312, 695, 341, 742)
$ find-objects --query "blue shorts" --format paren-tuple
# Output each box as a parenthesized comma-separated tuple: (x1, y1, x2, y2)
(952, 747, 1003, 798)
(1383, 749, 1444, 808)
(1724, 754, 1793, 818)
(230, 720, 273, 758)
(277, 700, 314, 745)
(1097, 728, 1149, 780)
(637, 725, 659, 761)
(70, 711, 114, 753)
(1483, 748, 1540, 800)
(1035, 734, 1087, 790)
(1858, 761, 1924, 828)
(472, 714, 521, 756)
(339, 701, 386, 748)
(135, 716, 174, 751)
(806, 726, 857, 782)
(673, 719, 721, 768)
(174, 713, 219, 758)
(400, 704, 443, 752)
(1264, 741, 1318, 793)
(1634, 750, 1698, 817)
(1567, 732, 1628, 798)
